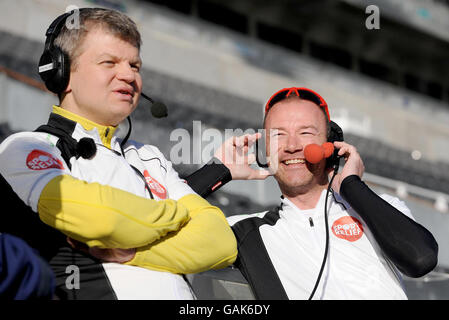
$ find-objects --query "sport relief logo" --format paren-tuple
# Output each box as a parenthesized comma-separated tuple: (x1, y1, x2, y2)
(26, 149, 64, 171)
(143, 170, 167, 199)
(332, 216, 364, 242)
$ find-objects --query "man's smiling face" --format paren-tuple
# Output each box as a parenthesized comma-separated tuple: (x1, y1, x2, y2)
(264, 97, 329, 195)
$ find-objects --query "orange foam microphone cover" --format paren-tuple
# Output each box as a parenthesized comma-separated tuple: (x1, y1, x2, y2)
(304, 144, 325, 164)
(322, 142, 334, 158)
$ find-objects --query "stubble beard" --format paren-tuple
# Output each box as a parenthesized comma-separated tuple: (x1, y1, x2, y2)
(275, 162, 329, 198)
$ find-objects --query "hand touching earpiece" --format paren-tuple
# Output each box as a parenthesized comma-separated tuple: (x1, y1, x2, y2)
(329, 141, 365, 194)
(214, 133, 271, 180)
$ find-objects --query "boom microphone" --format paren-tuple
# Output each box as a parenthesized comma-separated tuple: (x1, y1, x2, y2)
(120, 92, 167, 151)
(151, 102, 168, 118)
(141, 92, 168, 118)
(304, 142, 334, 164)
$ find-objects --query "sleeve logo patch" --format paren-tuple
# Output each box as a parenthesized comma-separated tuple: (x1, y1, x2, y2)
(26, 149, 64, 170)
(332, 216, 364, 242)
(143, 170, 167, 199)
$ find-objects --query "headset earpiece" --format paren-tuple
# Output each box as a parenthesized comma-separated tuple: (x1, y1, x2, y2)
(38, 10, 79, 95)
(256, 131, 269, 168)
(39, 46, 70, 94)
(326, 121, 344, 169)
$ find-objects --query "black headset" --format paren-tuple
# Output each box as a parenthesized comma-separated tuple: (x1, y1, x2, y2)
(38, 9, 84, 94)
(326, 120, 344, 169)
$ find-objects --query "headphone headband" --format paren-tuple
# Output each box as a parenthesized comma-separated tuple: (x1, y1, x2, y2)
(43, 11, 74, 51)
(38, 8, 86, 94)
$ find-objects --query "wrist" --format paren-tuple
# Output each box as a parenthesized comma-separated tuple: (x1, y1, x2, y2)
(339, 174, 363, 201)
(341, 174, 361, 186)
(185, 157, 232, 197)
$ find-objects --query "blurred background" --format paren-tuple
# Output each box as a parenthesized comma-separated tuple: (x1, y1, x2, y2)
(0, 0, 448, 299)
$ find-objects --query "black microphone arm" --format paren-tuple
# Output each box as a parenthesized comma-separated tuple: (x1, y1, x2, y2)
(120, 92, 168, 150)
(140, 92, 155, 103)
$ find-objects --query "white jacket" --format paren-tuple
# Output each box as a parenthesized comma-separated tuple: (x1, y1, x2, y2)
(0, 106, 202, 299)
(227, 189, 413, 300)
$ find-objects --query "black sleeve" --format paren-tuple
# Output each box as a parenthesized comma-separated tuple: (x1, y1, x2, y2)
(340, 175, 438, 278)
(185, 157, 232, 198)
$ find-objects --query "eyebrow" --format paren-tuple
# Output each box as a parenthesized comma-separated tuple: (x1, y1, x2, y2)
(270, 125, 319, 132)
(97, 53, 142, 65)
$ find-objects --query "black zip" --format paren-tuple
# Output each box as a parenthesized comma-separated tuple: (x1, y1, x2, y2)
(309, 217, 314, 227)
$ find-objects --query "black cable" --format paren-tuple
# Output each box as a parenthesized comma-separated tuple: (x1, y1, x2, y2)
(119, 116, 154, 199)
(308, 169, 338, 300)
(130, 164, 154, 200)
(120, 116, 132, 151)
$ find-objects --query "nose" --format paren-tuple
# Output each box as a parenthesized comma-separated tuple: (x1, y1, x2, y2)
(284, 134, 304, 154)
(116, 62, 136, 83)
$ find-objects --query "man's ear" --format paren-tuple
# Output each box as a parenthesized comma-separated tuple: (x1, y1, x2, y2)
(58, 80, 72, 103)
(59, 74, 72, 100)
(63, 74, 72, 94)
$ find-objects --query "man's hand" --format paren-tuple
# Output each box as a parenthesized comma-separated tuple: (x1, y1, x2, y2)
(67, 237, 136, 263)
(214, 133, 271, 180)
(329, 141, 365, 194)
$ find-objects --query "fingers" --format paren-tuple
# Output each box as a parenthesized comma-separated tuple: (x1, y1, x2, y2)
(233, 133, 261, 149)
(67, 237, 88, 251)
(89, 247, 136, 263)
(66, 237, 135, 263)
(333, 141, 365, 178)
(247, 153, 256, 164)
(247, 154, 272, 179)
(217, 133, 263, 169)
(231, 133, 261, 161)
(334, 141, 359, 159)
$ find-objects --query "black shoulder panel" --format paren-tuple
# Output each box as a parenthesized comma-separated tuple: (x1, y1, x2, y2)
(231, 207, 289, 300)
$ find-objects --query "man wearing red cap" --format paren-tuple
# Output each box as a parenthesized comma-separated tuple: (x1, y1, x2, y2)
(198, 87, 438, 300)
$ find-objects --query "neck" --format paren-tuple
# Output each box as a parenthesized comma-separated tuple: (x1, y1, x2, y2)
(52, 105, 117, 148)
(280, 175, 329, 210)
(60, 95, 119, 127)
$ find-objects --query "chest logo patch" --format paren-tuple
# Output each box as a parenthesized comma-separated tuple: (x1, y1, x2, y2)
(331, 216, 364, 242)
(26, 149, 64, 171)
(143, 170, 167, 199)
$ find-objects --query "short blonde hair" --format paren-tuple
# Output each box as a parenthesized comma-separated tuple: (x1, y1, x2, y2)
(54, 8, 142, 70)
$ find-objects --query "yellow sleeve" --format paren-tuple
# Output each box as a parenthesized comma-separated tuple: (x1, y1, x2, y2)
(125, 194, 237, 274)
(37, 175, 190, 249)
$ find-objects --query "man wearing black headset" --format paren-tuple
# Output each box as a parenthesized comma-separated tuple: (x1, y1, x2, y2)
(190, 87, 439, 299)
(0, 7, 237, 299)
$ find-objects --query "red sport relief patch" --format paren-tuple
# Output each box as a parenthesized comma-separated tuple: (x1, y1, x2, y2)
(143, 170, 167, 199)
(331, 216, 364, 242)
(26, 149, 64, 171)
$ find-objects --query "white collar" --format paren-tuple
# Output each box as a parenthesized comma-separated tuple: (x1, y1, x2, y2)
(278, 188, 351, 220)
(279, 189, 331, 221)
